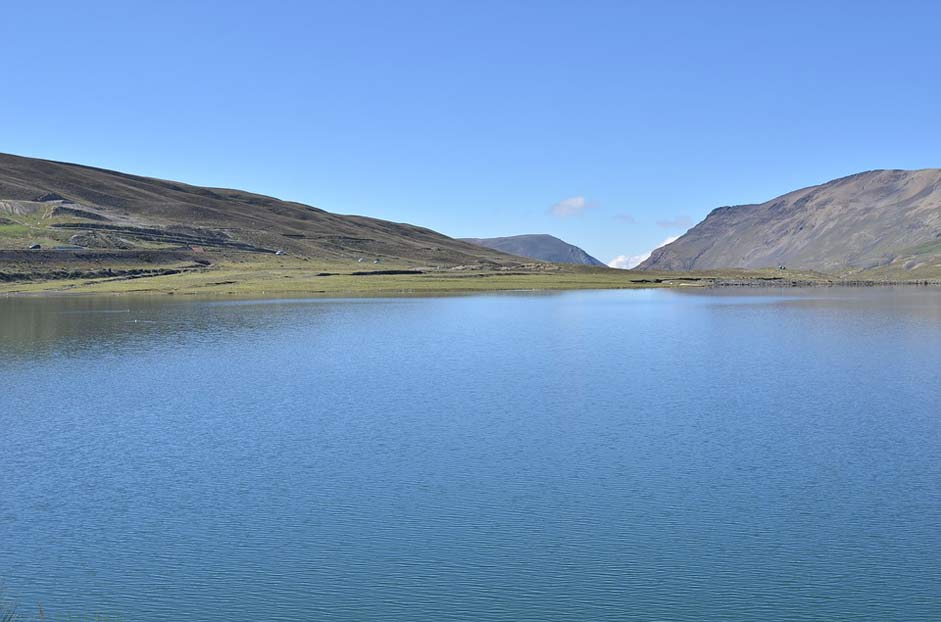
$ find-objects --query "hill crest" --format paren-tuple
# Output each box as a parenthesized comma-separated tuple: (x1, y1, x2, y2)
(0, 152, 522, 266)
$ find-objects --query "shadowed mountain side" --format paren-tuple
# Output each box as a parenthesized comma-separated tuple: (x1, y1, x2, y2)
(639, 169, 941, 274)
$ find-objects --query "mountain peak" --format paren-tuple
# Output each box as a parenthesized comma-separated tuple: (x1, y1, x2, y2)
(460, 234, 606, 266)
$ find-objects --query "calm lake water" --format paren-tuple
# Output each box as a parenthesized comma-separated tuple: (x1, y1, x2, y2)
(2, 288, 941, 621)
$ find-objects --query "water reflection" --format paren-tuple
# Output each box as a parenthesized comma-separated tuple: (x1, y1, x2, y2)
(2, 289, 941, 621)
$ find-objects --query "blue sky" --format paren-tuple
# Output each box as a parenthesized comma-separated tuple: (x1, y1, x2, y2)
(3, 1, 941, 265)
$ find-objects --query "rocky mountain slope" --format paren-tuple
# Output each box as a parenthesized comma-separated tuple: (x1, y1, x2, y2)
(460, 234, 605, 266)
(639, 169, 941, 274)
(0, 153, 521, 266)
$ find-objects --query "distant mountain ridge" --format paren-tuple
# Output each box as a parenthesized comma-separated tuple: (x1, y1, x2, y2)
(460, 234, 606, 266)
(639, 169, 941, 274)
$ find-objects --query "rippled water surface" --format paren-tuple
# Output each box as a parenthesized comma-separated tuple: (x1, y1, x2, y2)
(2, 289, 941, 620)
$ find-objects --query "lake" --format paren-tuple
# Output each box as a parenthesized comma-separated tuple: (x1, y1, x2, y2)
(2, 288, 940, 621)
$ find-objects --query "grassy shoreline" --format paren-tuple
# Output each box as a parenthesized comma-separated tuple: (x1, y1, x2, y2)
(2, 255, 937, 299)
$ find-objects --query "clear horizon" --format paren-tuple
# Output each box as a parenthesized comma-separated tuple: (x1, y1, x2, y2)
(4, 1, 941, 265)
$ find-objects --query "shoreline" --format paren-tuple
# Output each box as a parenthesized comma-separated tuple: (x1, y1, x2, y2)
(2, 260, 941, 299)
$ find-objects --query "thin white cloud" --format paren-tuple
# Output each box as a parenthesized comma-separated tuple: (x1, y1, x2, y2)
(607, 235, 679, 270)
(549, 196, 595, 218)
(613, 213, 637, 224)
(656, 216, 692, 229)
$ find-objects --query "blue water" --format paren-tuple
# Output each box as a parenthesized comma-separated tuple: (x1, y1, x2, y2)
(2, 289, 941, 620)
